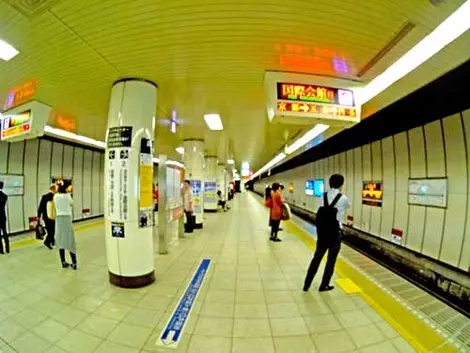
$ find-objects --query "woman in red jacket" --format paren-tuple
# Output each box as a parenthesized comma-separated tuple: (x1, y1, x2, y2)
(270, 182, 284, 242)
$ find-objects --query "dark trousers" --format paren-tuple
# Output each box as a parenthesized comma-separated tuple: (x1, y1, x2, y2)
(59, 249, 77, 264)
(44, 219, 55, 246)
(0, 218, 8, 253)
(304, 231, 342, 289)
(270, 219, 281, 238)
(184, 211, 194, 233)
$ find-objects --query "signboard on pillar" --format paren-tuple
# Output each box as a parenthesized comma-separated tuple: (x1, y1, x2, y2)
(139, 138, 153, 228)
(191, 180, 202, 215)
(204, 181, 217, 210)
(107, 126, 132, 221)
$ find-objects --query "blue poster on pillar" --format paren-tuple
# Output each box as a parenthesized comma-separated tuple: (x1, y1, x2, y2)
(190, 180, 202, 214)
(204, 182, 217, 204)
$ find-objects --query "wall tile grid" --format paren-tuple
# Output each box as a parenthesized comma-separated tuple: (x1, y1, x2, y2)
(255, 109, 470, 272)
(0, 138, 104, 234)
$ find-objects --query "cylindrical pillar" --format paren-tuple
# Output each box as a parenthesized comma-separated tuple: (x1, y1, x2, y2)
(183, 139, 204, 228)
(105, 78, 157, 288)
(217, 163, 226, 200)
(204, 156, 218, 211)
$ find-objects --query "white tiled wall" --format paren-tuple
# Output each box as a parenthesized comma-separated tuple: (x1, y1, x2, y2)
(255, 109, 470, 272)
(0, 138, 104, 234)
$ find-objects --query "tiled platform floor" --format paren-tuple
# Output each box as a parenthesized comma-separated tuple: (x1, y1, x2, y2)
(0, 193, 415, 353)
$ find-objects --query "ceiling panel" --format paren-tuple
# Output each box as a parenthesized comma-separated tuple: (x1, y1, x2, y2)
(0, 0, 467, 169)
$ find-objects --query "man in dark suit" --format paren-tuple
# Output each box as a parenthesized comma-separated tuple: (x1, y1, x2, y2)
(0, 181, 9, 254)
(38, 184, 57, 249)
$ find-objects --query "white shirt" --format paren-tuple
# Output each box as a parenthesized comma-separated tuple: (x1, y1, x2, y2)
(183, 188, 193, 211)
(54, 193, 73, 216)
(318, 188, 350, 228)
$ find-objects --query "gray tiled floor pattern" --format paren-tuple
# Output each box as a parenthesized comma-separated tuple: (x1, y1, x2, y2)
(0, 193, 416, 353)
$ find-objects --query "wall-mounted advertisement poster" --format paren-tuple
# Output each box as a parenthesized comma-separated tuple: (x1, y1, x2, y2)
(362, 181, 383, 207)
(305, 180, 314, 196)
(0, 174, 24, 196)
(408, 178, 447, 208)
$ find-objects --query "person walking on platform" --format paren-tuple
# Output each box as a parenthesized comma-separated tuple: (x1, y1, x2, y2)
(269, 182, 284, 242)
(54, 183, 77, 269)
(0, 181, 9, 254)
(303, 174, 349, 292)
(38, 184, 57, 249)
(182, 180, 194, 233)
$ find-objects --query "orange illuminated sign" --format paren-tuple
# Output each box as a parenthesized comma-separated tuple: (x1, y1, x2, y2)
(362, 182, 383, 207)
(4, 80, 38, 110)
(277, 82, 355, 107)
(277, 101, 357, 118)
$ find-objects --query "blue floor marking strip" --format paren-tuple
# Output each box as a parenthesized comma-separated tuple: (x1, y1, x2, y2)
(156, 258, 211, 348)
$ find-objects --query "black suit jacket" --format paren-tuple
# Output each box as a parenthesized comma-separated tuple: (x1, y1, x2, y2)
(38, 192, 54, 222)
(0, 191, 7, 220)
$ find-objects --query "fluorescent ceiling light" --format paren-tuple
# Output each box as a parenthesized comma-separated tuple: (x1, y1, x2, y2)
(227, 159, 235, 165)
(251, 153, 286, 179)
(176, 146, 184, 154)
(0, 39, 19, 61)
(285, 124, 329, 155)
(166, 160, 184, 168)
(44, 125, 106, 149)
(359, 0, 470, 104)
(204, 114, 223, 131)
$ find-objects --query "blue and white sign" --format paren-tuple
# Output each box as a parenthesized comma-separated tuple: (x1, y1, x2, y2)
(156, 259, 211, 348)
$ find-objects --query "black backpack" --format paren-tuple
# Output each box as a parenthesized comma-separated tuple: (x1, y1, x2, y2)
(316, 192, 342, 235)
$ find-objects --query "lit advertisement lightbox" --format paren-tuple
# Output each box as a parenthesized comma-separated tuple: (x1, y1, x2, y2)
(305, 180, 314, 196)
(313, 179, 325, 197)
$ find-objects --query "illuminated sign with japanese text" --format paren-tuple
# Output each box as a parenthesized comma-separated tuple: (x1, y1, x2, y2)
(277, 102, 357, 118)
(3, 80, 38, 110)
(362, 182, 383, 207)
(0, 110, 32, 140)
(277, 83, 355, 107)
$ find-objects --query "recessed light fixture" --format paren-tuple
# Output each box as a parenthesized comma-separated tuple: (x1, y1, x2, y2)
(176, 146, 184, 154)
(227, 159, 235, 165)
(204, 114, 223, 131)
(0, 39, 19, 61)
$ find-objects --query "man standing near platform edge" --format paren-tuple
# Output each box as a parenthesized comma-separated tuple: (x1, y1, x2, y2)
(0, 181, 9, 254)
(303, 174, 350, 292)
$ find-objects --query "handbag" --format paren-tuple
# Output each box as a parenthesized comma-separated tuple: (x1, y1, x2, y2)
(281, 203, 292, 221)
(36, 224, 46, 239)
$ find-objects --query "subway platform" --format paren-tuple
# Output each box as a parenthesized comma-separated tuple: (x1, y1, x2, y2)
(0, 193, 458, 353)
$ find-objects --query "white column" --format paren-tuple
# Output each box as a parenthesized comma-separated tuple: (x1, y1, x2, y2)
(217, 163, 226, 199)
(105, 78, 157, 288)
(183, 139, 205, 227)
(204, 156, 218, 211)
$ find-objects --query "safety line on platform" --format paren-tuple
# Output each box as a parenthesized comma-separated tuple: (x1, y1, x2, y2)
(10, 220, 104, 250)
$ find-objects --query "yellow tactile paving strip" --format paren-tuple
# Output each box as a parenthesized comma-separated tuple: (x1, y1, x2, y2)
(10, 220, 104, 250)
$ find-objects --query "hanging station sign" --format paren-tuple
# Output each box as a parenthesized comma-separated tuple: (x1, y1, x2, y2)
(264, 71, 361, 127)
(0, 101, 51, 142)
